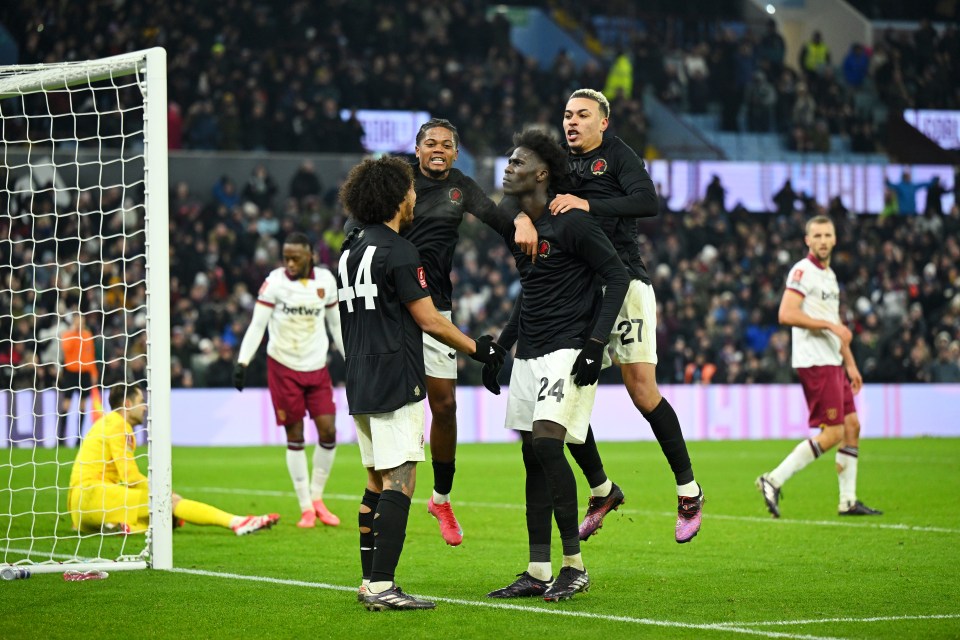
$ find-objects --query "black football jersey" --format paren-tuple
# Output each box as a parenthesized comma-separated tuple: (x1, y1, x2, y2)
(487, 206, 629, 359)
(559, 136, 656, 284)
(401, 166, 499, 311)
(336, 224, 431, 414)
(499, 136, 657, 284)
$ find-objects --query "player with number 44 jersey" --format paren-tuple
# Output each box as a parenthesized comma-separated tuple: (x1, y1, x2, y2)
(336, 156, 505, 610)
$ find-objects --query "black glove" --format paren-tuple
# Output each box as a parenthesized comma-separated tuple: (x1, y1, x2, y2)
(571, 338, 605, 386)
(481, 361, 502, 395)
(469, 335, 506, 368)
(233, 363, 247, 391)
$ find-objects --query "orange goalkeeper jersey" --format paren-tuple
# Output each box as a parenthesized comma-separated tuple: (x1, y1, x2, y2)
(69, 411, 146, 488)
(61, 328, 97, 376)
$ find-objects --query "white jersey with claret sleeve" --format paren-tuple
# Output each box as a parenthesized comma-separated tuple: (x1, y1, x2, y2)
(257, 266, 339, 371)
(784, 255, 842, 368)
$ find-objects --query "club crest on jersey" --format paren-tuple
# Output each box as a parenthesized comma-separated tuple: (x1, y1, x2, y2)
(537, 239, 551, 258)
(316, 288, 325, 299)
(413, 385, 421, 397)
(417, 267, 428, 289)
(791, 268, 804, 282)
(591, 158, 608, 176)
(126, 434, 136, 451)
(827, 407, 838, 421)
(449, 187, 463, 205)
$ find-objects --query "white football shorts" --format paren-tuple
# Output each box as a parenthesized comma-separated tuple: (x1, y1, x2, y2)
(504, 348, 597, 444)
(354, 401, 426, 471)
(423, 310, 458, 379)
(607, 279, 658, 366)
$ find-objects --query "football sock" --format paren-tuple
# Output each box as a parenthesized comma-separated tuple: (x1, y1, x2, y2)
(359, 489, 380, 581)
(769, 438, 821, 487)
(591, 479, 613, 498)
(643, 398, 695, 485)
(310, 442, 336, 500)
(432, 459, 455, 501)
(368, 581, 392, 595)
(175, 499, 233, 528)
(561, 553, 585, 572)
(836, 446, 859, 508)
(527, 562, 552, 582)
(285, 443, 313, 512)
(532, 436, 580, 558)
(677, 480, 699, 498)
(566, 425, 608, 489)
(521, 436, 552, 562)
(370, 490, 410, 585)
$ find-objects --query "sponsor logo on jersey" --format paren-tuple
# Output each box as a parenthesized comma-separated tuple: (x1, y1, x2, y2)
(279, 302, 323, 316)
(449, 187, 463, 205)
(821, 290, 840, 301)
(537, 239, 551, 258)
(591, 158, 608, 176)
(417, 267, 428, 289)
(791, 268, 804, 282)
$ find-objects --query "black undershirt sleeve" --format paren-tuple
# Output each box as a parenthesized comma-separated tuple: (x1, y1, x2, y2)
(566, 215, 629, 342)
(497, 290, 522, 351)
(588, 146, 658, 219)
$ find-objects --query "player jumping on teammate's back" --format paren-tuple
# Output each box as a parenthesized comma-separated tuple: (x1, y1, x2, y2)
(484, 129, 628, 602)
(505, 89, 704, 543)
(337, 156, 505, 610)
(756, 215, 881, 518)
(235, 231, 345, 529)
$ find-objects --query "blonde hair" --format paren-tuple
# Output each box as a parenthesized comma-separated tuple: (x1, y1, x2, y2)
(568, 88, 610, 118)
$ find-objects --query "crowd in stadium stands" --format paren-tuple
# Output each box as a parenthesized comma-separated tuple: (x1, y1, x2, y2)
(2, 1, 959, 391)
(6, 0, 954, 158)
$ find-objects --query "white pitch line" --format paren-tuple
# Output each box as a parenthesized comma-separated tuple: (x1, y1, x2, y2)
(715, 614, 960, 627)
(167, 566, 841, 640)
(181, 486, 960, 535)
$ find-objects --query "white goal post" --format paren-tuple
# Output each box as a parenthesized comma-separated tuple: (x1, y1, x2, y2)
(0, 48, 171, 573)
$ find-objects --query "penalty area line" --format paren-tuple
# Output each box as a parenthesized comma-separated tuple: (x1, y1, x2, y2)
(167, 567, 840, 640)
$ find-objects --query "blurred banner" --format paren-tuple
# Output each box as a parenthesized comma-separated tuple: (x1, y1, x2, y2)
(491, 158, 957, 214)
(2, 385, 957, 448)
(903, 109, 960, 150)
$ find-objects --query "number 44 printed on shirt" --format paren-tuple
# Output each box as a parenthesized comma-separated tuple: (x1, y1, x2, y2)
(338, 246, 379, 312)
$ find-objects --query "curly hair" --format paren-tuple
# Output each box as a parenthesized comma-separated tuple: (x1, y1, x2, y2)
(415, 118, 459, 148)
(511, 128, 568, 192)
(339, 156, 414, 225)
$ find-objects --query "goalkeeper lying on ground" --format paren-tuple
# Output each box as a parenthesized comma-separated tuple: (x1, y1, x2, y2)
(68, 382, 279, 536)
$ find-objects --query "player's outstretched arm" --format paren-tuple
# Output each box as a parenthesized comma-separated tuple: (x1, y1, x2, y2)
(405, 297, 506, 388)
(234, 302, 271, 391)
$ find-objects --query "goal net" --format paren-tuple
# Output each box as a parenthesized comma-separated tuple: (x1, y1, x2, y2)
(0, 48, 171, 574)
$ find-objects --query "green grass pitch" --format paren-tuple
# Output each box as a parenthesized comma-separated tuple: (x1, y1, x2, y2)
(2, 438, 959, 639)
